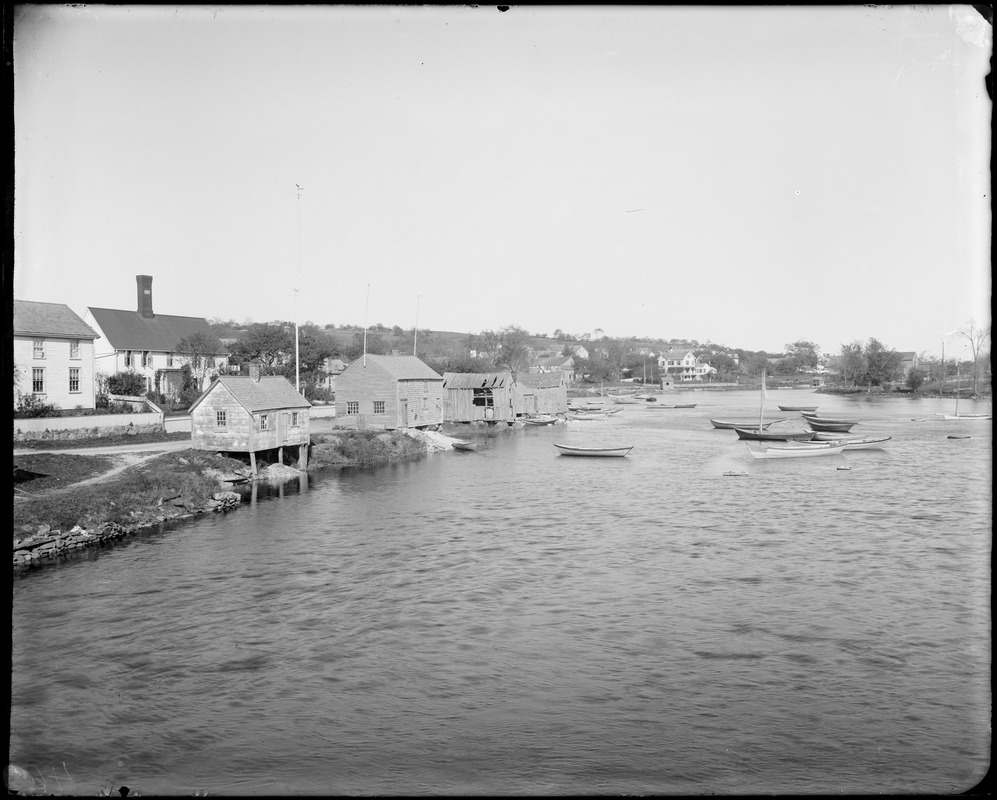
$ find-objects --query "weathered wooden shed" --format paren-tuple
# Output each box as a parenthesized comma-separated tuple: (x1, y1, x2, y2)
(335, 354, 444, 430)
(442, 372, 517, 423)
(189, 366, 311, 474)
(513, 372, 568, 416)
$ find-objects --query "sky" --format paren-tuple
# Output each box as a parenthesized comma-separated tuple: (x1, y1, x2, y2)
(12, 5, 992, 359)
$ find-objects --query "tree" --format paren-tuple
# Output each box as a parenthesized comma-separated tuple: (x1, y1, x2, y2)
(863, 338, 903, 387)
(784, 340, 821, 372)
(906, 368, 927, 392)
(495, 325, 533, 377)
(954, 321, 991, 396)
(839, 341, 866, 387)
(175, 332, 221, 389)
(228, 323, 294, 370)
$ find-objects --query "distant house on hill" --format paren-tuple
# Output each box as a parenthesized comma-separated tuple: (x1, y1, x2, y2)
(83, 275, 229, 399)
(898, 351, 919, 377)
(188, 363, 311, 474)
(14, 300, 101, 409)
(335, 354, 444, 429)
(657, 349, 716, 382)
(531, 355, 576, 382)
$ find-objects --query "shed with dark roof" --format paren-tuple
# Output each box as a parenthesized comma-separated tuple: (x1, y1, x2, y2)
(188, 366, 311, 473)
(442, 371, 516, 423)
(335, 354, 444, 429)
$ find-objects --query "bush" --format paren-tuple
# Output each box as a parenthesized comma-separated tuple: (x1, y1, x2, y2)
(14, 394, 62, 418)
(106, 371, 146, 396)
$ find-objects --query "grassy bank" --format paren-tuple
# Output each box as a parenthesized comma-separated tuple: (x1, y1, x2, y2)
(13, 429, 433, 548)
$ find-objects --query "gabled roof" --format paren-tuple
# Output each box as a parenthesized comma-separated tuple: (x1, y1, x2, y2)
(516, 372, 565, 389)
(191, 375, 311, 414)
(659, 349, 696, 361)
(346, 354, 443, 380)
(14, 300, 99, 339)
(536, 355, 573, 367)
(87, 307, 228, 354)
(898, 351, 917, 359)
(442, 371, 514, 389)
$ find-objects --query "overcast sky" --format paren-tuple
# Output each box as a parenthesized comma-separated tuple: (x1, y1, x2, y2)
(13, 5, 992, 358)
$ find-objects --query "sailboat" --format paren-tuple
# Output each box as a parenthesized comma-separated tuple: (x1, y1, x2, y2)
(735, 370, 815, 441)
(936, 362, 992, 420)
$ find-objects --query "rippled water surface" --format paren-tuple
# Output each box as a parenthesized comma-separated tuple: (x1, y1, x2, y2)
(11, 392, 992, 795)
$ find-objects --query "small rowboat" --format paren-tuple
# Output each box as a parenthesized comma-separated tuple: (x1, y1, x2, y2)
(746, 442, 847, 459)
(807, 419, 858, 433)
(939, 413, 992, 420)
(710, 418, 786, 430)
(810, 434, 891, 450)
(522, 415, 559, 426)
(801, 412, 861, 424)
(564, 411, 610, 421)
(607, 394, 642, 404)
(451, 440, 478, 452)
(778, 405, 818, 412)
(734, 428, 815, 442)
(553, 443, 634, 458)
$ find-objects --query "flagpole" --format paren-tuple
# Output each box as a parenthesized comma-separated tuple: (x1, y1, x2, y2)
(363, 283, 370, 367)
(413, 295, 420, 357)
(759, 368, 766, 428)
(294, 184, 303, 393)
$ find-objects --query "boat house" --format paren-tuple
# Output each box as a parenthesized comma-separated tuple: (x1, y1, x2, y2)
(335, 354, 444, 430)
(513, 372, 568, 416)
(442, 372, 517, 423)
(188, 364, 311, 474)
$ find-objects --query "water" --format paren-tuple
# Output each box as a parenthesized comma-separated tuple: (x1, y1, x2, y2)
(10, 391, 992, 795)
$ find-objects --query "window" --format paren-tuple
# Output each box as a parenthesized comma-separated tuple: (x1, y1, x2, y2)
(206, 356, 216, 368)
(142, 351, 151, 368)
(69, 368, 80, 393)
(125, 350, 133, 368)
(166, 352, 174, 367)
(33, 339, 44, 359)
(373, 400, 385, 414)
(32, 368, 44, 393)
(472, 388, 495, 408)
(216, 410, 227, 427)
(70, 340, 80, 359)
(260, 414, 269, 431)
(347, 401, 359, 415)
(290, 411, 299, 426)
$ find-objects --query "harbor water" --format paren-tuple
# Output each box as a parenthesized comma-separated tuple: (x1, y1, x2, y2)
(10, 391, 992, 795)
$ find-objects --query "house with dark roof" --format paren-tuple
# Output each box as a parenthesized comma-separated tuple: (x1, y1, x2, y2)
(335, 354, 444, 429)
(14, 300, 101, 409)
(530, 355, 577, 382)
(188, 363, 311, 474)
(898, 351, 919, 377)
(82, 275, 229, 400)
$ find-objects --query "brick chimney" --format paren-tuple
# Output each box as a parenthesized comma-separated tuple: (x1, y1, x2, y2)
(249, 361, 262, 382)
(136, 275, 154, 318)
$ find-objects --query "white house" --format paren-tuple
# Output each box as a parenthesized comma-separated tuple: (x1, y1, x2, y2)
(14, 300, 100, 410)
(656, 349, 717, 381)
(82, 275, 230, 400)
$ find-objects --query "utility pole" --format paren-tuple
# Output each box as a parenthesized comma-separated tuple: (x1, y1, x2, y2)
(295, 184, 303, 393)
(413, 295, 420, 356)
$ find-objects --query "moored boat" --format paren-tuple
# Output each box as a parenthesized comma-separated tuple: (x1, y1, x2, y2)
(522, 415, 559, 426)
(553, 443, 634, 458)
(710, 418, 786, 430)
(746, 441, 847, 459)
(806, 419, 858, 433)
(452, 440, 478, 452)
(734, 428, 816, 442)
(778, 405, 818, 412)
(810, 434, 891, 450)
(801, 412, 861, 424)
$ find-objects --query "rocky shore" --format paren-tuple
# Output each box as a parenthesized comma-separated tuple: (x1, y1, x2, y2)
(13, 428, 464, 573)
